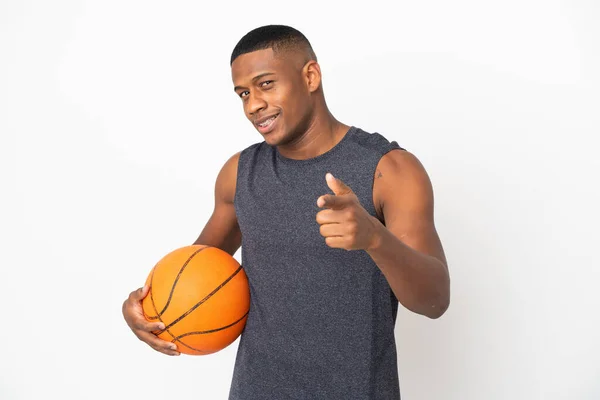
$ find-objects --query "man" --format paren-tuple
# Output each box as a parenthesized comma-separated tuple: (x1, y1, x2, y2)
(123, 25, 450, 399)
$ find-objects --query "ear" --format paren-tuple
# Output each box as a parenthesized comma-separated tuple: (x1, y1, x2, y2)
(303, 60, 322, 93)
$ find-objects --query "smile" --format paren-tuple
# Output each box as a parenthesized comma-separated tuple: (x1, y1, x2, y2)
(257, 114, 279, 128)
(255, 113, 280, 134)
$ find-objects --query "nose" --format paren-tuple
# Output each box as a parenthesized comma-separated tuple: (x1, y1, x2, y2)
(247, 92, 267, 117)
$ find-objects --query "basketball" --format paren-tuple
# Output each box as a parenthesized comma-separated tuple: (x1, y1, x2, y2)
(142, 244, 250, 355)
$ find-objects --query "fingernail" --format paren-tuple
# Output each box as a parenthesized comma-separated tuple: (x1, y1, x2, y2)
(170, 344, 177, 350)
(326, 173, 334, 180)
(158, 324, 165, 330)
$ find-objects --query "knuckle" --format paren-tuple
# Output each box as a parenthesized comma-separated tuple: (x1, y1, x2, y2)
(135, 320, 149, 332)
(139, 334, 153, 346)
(123, 301, 134, 314)
(149, 343, 160, 352)
(345, 209, 355, 220)
(149, 339, 162, 350)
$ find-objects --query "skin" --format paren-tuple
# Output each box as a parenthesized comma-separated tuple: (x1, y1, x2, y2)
(122, 46, 450, 356)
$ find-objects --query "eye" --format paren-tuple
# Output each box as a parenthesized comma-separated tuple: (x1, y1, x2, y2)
(260, 80, 273, 88)
(239, 90, 249, 99)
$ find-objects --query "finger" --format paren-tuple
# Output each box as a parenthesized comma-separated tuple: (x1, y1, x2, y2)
(137, 330, 180, 355)
(319, 223, 344, 238)
(130, 285, 149, 301)
(135, 317, 165, 333)
(154, 339, 180, 356)
(326, 173, 353, 196)
(324, 236, 347, 249)
(315, 209, 340, 224)
(150, 340, 181, 356)
(317, 194, 350, 210)
(124, 300, 153, 330)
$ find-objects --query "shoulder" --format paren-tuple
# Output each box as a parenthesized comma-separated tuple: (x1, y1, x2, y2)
(373, 149, 435, 219)
(216, 138, 269, 200)
(214, 152, 242, 204)
(222, 151, 242, 172)
(377, 148, 426, 177)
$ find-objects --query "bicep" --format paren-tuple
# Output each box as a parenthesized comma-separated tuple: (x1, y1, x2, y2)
(194, 202, 241, 256)
(377, 150, 447, 266)
(193, 152, 242, 256)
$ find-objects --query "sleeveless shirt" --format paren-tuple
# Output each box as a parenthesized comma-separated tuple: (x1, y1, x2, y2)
(230, 126, 405, 400)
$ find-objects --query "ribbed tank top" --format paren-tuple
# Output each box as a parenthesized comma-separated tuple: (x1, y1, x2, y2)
(230, 126, 405, 399)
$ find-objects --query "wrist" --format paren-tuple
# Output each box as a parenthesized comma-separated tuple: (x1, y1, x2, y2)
(366, 216, 385, 252)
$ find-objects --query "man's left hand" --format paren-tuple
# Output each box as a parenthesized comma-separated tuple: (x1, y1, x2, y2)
(316, 173, 382, 251)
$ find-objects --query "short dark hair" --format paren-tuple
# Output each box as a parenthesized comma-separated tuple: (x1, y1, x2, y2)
(230, 25, 317, 66)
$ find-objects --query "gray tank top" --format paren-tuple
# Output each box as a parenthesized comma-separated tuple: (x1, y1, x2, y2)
(230, 126, 405, 399)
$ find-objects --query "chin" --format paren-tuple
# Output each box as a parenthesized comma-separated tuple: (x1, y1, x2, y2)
(263, 134, 283, 147)
(261, 127, 289, 146)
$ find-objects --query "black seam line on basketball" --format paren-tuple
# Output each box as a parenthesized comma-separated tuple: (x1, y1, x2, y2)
(152, 264, 243, 356)
(169, 310, 249, 355)
(149, 278, 166, 330)
(159, 264, 244, 333)
(148, 281, 188, 352)
(172, 310, 249, 340)
(158, 246, 208, 317)
(149, 269, 179, 342)
(158, 320, 211, 354)
(157, 319, 208, 354)
(169, 335, 208, 354)
(145, 266, 159, 320)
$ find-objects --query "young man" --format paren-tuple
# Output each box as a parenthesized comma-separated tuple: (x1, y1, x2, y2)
(123, 25, 450, 399)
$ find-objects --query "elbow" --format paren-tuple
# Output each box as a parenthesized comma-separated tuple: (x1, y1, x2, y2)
(427, 296, 450, 319)
(427, 279, 451, 319)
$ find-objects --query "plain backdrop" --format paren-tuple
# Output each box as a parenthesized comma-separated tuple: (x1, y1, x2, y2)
(1, 0, 599, 399)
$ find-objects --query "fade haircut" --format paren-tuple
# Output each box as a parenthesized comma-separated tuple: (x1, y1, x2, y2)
(230, 25, 317, 66)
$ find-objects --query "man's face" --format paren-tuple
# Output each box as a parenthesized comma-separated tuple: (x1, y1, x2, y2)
(232, 48, 312, 146)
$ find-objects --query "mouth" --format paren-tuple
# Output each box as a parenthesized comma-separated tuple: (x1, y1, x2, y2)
(255, 113, 280, 134)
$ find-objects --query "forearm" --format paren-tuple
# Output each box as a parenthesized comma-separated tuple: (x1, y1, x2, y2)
(366, 220, 450, 319)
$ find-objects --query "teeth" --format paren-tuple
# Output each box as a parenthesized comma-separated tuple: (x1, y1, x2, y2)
(258, 115, 277, 127)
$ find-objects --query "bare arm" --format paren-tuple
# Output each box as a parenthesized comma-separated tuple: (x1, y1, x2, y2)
(122, 152, 242, 355)
(192, 152, 242, 256)
(368, 150, 450, 319)
(314, 149, 449, 319)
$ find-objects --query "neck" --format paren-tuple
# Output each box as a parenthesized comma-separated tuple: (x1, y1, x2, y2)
(276, 106, 351, 160)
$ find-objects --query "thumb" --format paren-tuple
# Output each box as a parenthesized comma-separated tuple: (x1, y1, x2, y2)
(326, 173, 353, 196)
(135, 285, 150, 301)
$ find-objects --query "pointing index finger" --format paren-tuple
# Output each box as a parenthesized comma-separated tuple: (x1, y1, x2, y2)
(317, 194, 349, 209)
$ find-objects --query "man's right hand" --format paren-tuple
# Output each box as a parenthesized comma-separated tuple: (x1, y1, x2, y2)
(122, 285, 181, 356)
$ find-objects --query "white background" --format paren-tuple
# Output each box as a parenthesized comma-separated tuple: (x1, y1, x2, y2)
(1, 0, 599, 399)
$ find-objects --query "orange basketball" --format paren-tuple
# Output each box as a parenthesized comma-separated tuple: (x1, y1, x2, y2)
(142, 244, 250, 355)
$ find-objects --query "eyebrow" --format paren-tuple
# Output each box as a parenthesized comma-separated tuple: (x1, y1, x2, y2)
(234, 72, 276, 92)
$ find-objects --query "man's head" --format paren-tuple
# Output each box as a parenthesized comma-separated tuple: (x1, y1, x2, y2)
(231, 25, 323, 146)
